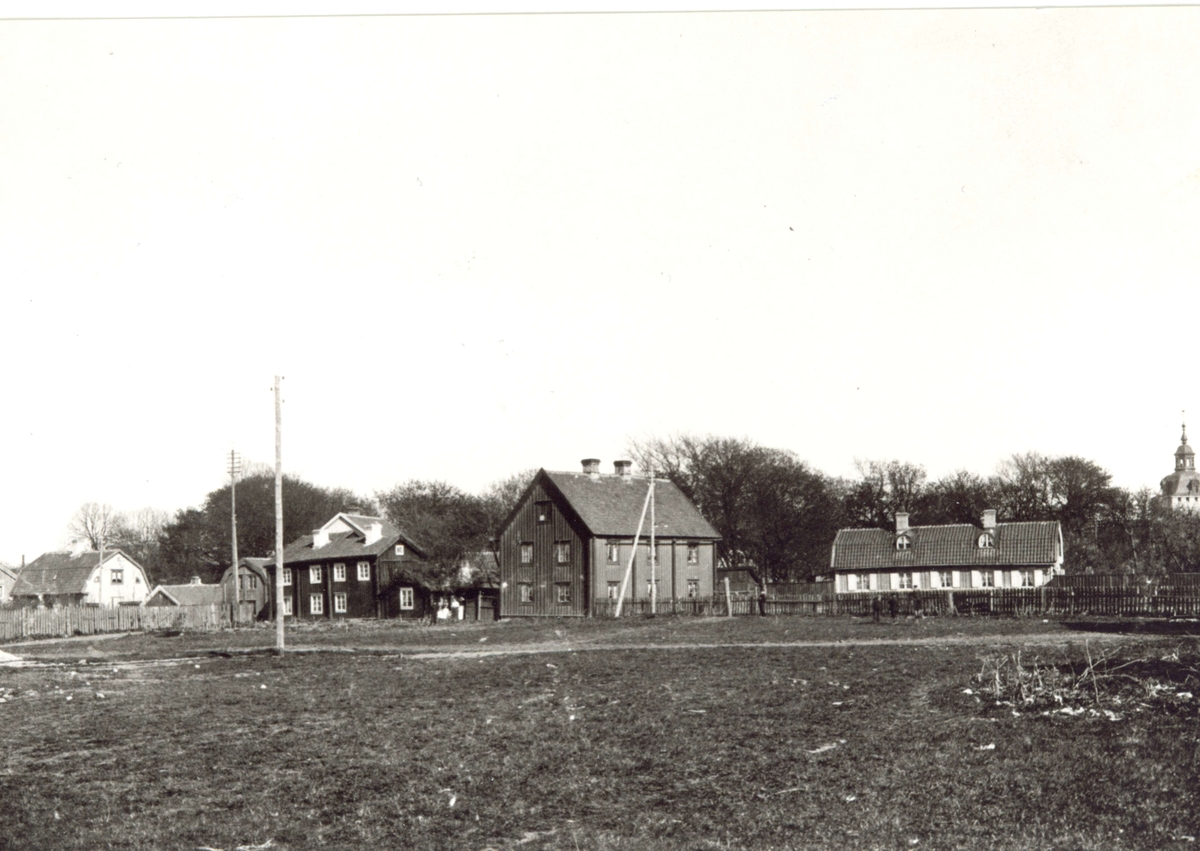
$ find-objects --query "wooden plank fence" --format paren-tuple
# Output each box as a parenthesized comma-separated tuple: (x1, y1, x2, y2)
(0, 603, 257, 643)
(592, 586, 1200, 619)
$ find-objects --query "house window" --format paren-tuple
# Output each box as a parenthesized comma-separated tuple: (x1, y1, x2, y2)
(282, 568, 292, 586)
(334, 592, 347, 613)
(250, 575, 258, 590)
(856, 574, 870, 591)
(896, 535, 911, 551)
(1020, 569, 1035, 587)
(399, 587, 414, 610)
(896, 572, 914, 590)
(687, 579, 699, 598)
(282, 598, 293, 616)
(309, 565, 322, 584)
(310, 594, 324, 615)
(939, 570, 954, 588)
(394, 544, 405, 556)
(556, 583, 571, 604)
(687, 543, 699, 564)
(980, 570, 995, 588)
(646, 578, 659, 595)
(607, 543, 620, 564)
(357, 561, 371, 581)
(978, 533, 994, 549)
(555, 542, 571, 564)
(607, 581, 621, 599)
(518, 583, 534, 604)
(110, 570, 124, 584)
(520, 543, 534, 564)
(333, 563, 346, 582)
(536, 501, 552, 524)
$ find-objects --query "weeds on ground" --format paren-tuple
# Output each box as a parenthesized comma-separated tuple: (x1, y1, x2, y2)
(973, 641, 1200, 719)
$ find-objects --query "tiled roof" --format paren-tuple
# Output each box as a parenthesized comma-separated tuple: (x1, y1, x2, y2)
(831, 521, 1061, 571)
(268, 514, 426, 567)
(11, 550, 132, 596)
(147, 583, 227, 606)
(542, 470, 721, 539)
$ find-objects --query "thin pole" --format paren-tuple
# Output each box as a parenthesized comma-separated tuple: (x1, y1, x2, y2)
(229, 450, 240, 611)
(649, 467, 657, 615)
(614, 476, 654, 618)
(274, 376, 285, 652)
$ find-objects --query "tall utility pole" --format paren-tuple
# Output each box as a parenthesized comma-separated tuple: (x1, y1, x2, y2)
(649, 465, 657, 615)
(228, 449, 242, 610)
(274, 376, 285, 652)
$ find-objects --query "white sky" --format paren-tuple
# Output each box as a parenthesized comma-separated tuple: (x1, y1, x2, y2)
(2, 3, 1198, 564)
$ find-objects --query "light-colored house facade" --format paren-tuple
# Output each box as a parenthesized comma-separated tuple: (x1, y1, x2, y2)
(11, 547, 151, 607)
(831, 510, 1064, 593)
(0, 564, 18, 603)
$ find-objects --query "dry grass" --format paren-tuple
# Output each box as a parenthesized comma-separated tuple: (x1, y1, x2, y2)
(1, 616, 1198, 850)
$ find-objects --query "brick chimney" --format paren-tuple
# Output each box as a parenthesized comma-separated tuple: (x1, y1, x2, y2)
(190, 576, 202, 585)
(581, 458, 601, 480)
(312, 528, 329, 548)
(982, 509, 997, 530)
(614, 460, 633, 478)
(363, 520, 383, 546)
(895, 512, 909, 533)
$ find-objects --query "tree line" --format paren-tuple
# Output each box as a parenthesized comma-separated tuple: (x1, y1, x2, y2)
(61, 433, 1200, 588)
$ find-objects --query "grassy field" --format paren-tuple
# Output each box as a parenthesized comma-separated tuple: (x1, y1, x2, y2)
(2, 615, 1199, 850)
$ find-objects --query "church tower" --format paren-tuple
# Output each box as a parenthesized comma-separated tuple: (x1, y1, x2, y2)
(1161, 417, 1200, 510)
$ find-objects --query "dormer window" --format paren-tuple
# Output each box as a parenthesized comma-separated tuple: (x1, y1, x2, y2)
(895, 535, 911, 551)
(978, 533, 995, 549)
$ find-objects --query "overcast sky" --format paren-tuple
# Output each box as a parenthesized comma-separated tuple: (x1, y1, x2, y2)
(2, 5, 1198, 564)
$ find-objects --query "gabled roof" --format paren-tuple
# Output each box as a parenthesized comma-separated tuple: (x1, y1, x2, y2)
(146, 583, 226, 606)
(222, 557, 271, 585)
(268, 513, 426, 567)
(831, 521, 1061, 572)
(539, 470, 720, 539)
(11, 550, 140, 597)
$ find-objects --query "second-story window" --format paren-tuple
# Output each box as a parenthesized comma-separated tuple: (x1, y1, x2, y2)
(110, 569, 124, 584)
(555, 542, 571, 564)
(607, 543, 620, 564)
(282, 568, 292, 586)
(520, 543, 534, 564)
(978, 533, 995, 549)
(687, 543, 699, 564)
(333, 563, 346, 582)
(357, 561, 371, 581)
(310, 565, 322, 584)
(896, 535, 911, 551)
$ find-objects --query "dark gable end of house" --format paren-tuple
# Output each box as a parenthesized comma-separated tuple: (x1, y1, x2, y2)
(498, 460, 721, 618)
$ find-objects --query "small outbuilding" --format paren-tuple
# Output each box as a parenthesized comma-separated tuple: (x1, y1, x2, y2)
(144, 577, 227, 607)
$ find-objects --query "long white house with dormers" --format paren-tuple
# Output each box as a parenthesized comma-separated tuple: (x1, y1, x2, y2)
(10, 544, 150, 607)
(831, 510, 1064, 593)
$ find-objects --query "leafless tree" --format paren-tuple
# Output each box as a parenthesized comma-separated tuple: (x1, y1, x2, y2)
(68, 502, 125, 551)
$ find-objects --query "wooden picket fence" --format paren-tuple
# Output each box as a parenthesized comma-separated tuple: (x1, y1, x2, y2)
(593, 585, 1200, 619)
(0, 603, 258, 643)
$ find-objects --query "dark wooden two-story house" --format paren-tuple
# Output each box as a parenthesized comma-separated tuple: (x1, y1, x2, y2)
(498, 459, 721, 617)
(267, 512, 431, 620)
